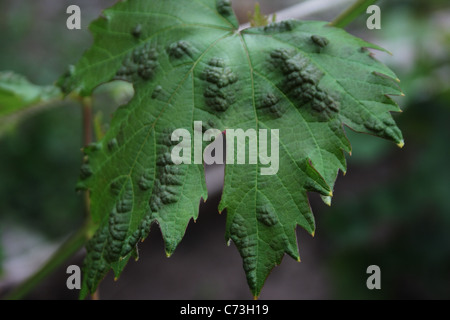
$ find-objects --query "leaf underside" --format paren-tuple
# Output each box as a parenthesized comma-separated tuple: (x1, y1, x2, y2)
(59, 0, 403, 299)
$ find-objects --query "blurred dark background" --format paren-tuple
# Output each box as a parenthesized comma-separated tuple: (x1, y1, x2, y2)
(0, 0, 449, 299)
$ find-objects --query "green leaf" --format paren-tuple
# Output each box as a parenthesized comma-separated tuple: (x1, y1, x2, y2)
(60, 0, 403, 298)
(0, 71, 62, 135)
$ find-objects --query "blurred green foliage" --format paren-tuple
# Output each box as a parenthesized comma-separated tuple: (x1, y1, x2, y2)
(322, 4, 450, 299)
(0, 72, 60, 117)
(0, 72, 62, 137)
(0, 104, 84, 238)
(324, 100, 450, 299)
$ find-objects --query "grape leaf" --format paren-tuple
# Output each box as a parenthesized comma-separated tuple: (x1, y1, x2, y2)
(59, 0, 403, 298)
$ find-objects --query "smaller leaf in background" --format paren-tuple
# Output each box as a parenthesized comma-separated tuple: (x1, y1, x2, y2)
(0, 71, 61, 115)
(0, 71, 62, 136)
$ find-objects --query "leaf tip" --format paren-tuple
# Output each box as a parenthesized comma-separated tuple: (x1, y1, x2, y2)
(321, 195, 332, 206)
(397, 140, 405, 148)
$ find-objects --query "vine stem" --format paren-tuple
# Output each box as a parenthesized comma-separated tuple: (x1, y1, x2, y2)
(330, 0, 378, 28)
(80, 97, 99, 299)
(82, 97, 93, 147)
(4, 226, 88, 300)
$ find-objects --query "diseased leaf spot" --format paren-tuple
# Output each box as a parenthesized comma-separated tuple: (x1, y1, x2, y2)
(150, 162, 183, 211)
(84, 225, 109, 291)
(270, 48, 323, 84)
(105, 178, 133, 262)
(216, 0, 233, 17)
(230, 215, 257, 276)
(364, 116, 384, 133)
(383, 117, 396, 126)
(259, 93, 284, 118)
(270, 48, 339, 119)
(201, 58, 238, 112)
(151, 85, 163, 99)
(310, 90, 340, 118)
(230, 214, 246, 239)
(201, 118, 218, 134)
(256, 204, 278, 227)
(167, 40, 192, 59)
(110, 176, 127, 196)
(243, 253, 257, 274)
(230, 215, 257, 275)
(80, 163, 93, 180)
(138, 169, 153, 191)
(138, 214, 153, 239)
(264, 20, 295, 33)
(116, 43, 158, 81)
(208, 58, 225, 68)
(311, 35, 329, 48)
(149, 133, 184, 213)
(121, 229, 141, 257)
(364, 115, 401, 141)
(132, 24, 142, 38)
(107, 138, 118, 152)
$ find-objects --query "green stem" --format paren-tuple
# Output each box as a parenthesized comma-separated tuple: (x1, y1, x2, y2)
(82, 97, 93, 147)
(330, 0, 378, 28)
(4, 226, 88, 300)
